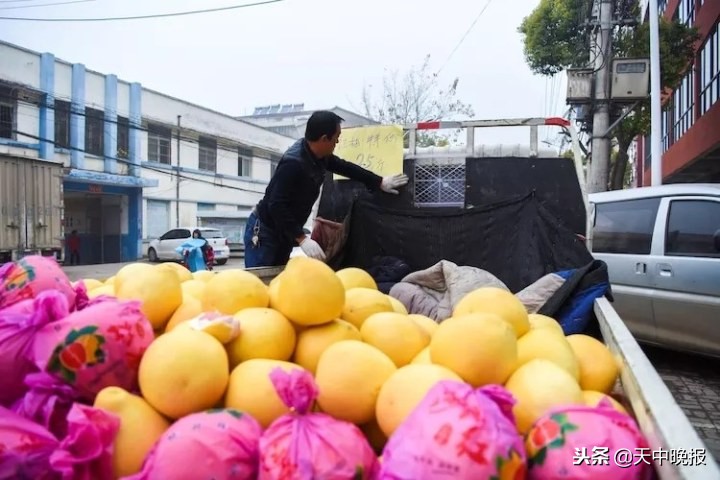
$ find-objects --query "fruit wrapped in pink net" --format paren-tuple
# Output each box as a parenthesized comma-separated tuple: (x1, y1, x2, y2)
(0, 290, 70, 407)
(525, 400, 653, 480)
(31, 297, 154, 402)
(379, 381, 527, 480)
(0, 256, 76, 310)
(0, 403, 119, 480)
(125, 408, 263, 480)
(258, 368, 379, 480)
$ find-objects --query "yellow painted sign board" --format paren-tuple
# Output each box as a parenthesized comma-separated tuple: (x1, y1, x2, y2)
(333, 125, 404, 180)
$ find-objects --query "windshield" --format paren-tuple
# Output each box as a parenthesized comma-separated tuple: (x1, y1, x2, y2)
(200, 229, 224, 238)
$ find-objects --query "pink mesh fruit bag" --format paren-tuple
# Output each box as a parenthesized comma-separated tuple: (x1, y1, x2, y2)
(258, 368, 379, 480)
(0, 256, 76, 310)
(0, 290, 69, 407)
(125, 408, 263, 480)
(0, 403, 119, 480)
(525, 400, 654, 480)
(31, 297, 154, 402)
(379, 381, 527, 480)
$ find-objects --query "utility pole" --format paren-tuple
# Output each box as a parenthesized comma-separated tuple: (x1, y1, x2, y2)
(588, 0, 614, 193)
(176, 115, 181, 227)
(648, 0, 663, 186)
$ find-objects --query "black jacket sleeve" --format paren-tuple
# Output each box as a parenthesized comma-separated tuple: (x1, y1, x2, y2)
(266, 161, 306, 241)
(326, 155, 383, 190)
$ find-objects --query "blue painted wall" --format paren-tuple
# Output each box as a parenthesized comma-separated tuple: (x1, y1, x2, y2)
(70, 63, 86, 169)
(104, 74, 118, 174)
(129, 82, 142, 177)
(39, 53, 55, 159)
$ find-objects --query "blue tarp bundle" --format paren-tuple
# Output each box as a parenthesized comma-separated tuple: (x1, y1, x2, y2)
(175, 239, 207, 273)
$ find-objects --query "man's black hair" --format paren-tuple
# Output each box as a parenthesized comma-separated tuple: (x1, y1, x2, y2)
(305, 110, 344, 141)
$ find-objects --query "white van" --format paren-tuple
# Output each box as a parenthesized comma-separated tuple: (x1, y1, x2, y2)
(589, 184, 720, 358)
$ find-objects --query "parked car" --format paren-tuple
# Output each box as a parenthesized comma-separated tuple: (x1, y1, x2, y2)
(589, 184, 720, 358)
(147, 227, 230, 265)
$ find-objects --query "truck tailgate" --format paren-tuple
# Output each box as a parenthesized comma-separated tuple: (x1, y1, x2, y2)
(595, 297, 720, 479)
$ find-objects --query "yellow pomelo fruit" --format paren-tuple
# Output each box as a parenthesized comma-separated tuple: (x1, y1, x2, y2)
(387, 296, 408, 315)
(116, 265, 182, 330)
(336, 267, 378, 290)
(225, 359, 306, 428)
(192, 270, 215, 282)
(293, 319, 361, 374)
(315, 340, 397, 424)
(505, 358, 584, 433)
(360, 418, 388, 455)
(430, 313, 517, 387)
(566, 334, 620, 394)
(582, 390, 628, 415)
(411, 347, 432, 365)
(273, 257, 345, 326)
(226, 308, 296, 367)
(104, 275, 116, 286)
(158, 262, 193, 283)
(138, 328, 229, 419)
(181, 279, 207, 301)
(527, 313, 565, 336)
(361, 312, 430, 367)
(268, 274, 282, 310)
(164, 296, 203, 332)
(453, 287, 530, 337)
(409, 314, 438, 336)
(114, 262, 154, 293)
(341, 288, 395, 329)
(515, 328, 580, 380)
(94, 386, 170, 478)
(88, 284, 115, 299)
(80, 278, 103, 291)
(376, 364, 464, 437)
(203, 269, 269, 314)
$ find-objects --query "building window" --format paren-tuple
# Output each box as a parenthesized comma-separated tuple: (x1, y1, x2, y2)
(54, 100, 70, 148)
(238, 146, 253, 177)
(414, 163, 466, 207)
(700, 22, 719, 116)
(593, 198, 660, 254)
(85, 107, 104, 156)
(198, 136, 217, 172)
(146, 199, 170, 239)
(197, 202, 216, 211)
(270, 154, 281, 177)
(0, 101, 14, 139)
(117, 116, 129, 159)
(148, 123, 171, 164)
(666, 200, 720, 258)
(658, 0, 668, 15)
(676, 0, 695, 25)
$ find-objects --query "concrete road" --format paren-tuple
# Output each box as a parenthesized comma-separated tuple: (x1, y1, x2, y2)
(60, 261, 720, 461)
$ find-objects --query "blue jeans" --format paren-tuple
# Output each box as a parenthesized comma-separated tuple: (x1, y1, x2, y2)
(243, 212, 294, 268)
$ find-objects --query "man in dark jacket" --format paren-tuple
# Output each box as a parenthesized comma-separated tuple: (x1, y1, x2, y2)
(244, 110, 409, 268)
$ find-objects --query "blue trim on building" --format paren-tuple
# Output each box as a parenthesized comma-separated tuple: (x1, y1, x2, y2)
(0, 139, 40, 149)
(70, 63, 86, 169)
(130, 189, 142, 260)
(129, 82, 142, 177)
(104, 74, 118, 174)
(65, 168, 158, 188)
(38, 53, 55, 160)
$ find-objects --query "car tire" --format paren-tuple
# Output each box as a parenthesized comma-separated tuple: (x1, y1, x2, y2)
(148, 248, 159, 262)
(216, 259, 228, 266)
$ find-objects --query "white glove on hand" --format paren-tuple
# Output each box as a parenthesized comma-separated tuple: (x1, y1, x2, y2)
(380, 174, 409, 194)
(300, 237, 326, 261)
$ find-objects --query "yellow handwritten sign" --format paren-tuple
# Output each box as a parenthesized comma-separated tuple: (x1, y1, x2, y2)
(333, 125, 404, 180)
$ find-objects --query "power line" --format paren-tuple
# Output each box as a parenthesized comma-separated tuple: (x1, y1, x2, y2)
(434, 0, 494, 77)
(0, 0, 94, 10)
(11, 128, 269, 195)
(0, 0, 283, 21)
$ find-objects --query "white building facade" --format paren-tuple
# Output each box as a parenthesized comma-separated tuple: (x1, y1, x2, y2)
(0, 40, 293, 263)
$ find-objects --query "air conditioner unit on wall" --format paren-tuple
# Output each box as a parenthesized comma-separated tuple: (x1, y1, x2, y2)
(611, 58, 650, 102)
(566, 69, 594, 104)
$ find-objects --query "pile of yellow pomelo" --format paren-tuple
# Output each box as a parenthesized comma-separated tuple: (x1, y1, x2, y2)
(75, 257, 624, 478)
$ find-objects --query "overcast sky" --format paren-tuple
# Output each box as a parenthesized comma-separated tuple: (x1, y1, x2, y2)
(0, 0, 568, 147)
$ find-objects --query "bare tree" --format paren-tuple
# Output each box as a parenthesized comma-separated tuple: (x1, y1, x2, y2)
(360, 54, 474, 146)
